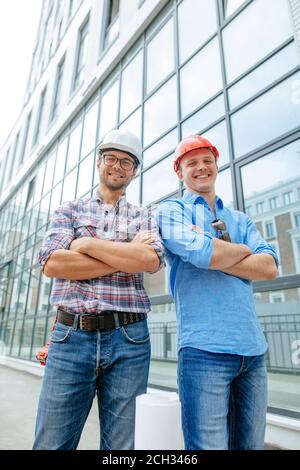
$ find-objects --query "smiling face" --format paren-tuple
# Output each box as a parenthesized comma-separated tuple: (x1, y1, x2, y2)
(97, 149, 137, 191)
(177, 148, 218, 195)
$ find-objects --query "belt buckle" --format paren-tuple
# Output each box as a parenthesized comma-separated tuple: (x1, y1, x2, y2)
(79, 316, 87, 330)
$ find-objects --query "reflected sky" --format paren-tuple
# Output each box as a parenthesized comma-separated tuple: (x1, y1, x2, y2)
(143, 154, 179, 205)
(231, 72, 300, 158)
(120, 51, 143, 121)
(146, 18, 174, 94)
(119, 108, 142, 142)
(81, 101, 99, 159)
(99, 80, 119, 141)
(178, 0, 217, 64)
(144, 77, 177, 147)
(180, 37, 222, 118)
(223, 0, 293, 83)
(215, 168, 233, 209)
(241, 140, 300, 198)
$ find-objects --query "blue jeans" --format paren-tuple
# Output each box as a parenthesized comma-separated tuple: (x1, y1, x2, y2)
(33, 318, 151, 450)
(178, 348, 268, 450)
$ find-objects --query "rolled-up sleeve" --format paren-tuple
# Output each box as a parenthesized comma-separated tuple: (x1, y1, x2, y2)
(157, 201, 213, 270)
(244, 215, 279, 267)
(139, 208, 165, 273)
(38, 202, 75, 271)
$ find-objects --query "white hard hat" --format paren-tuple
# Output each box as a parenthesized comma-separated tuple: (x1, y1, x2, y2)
(98, 128, 142, 165)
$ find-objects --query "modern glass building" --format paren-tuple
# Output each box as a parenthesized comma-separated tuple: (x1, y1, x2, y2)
(0, 0, 300, 444)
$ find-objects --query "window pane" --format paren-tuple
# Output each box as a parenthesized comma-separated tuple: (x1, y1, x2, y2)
(265, 222, 274, 239)
(74, 21, 89, 89)
(180, 38, 222, 118)
(182, 118, 229, 166)
(11, 320, 23, 356)
(228, 42, 299, 109)
(144, 77, 177, 147)
(202, 121, 230, 167)
(231, 72, 300, 158)
(19, 318, 34, 360)
(224, 0, 245, 18)
(178, 0, 217, 64)
(255, 288, 300, 413)
(33, 164, 46, 206)
(31, 316, 48, 361)
(223, 0, 293, 83)
(120, 51, 143, 121)
(99, 80, 119, 140)
(43, 150, 56, 196)
(126, 176, 140, 206)
(146, 18, 174, 94)
(66, 121, 82, 172)
(53, 138, 68, 185)
(76, 153, 94, 198)
(49, 182, 62, 215)
(119, 108, 142, 142)
(81, 100, 99, 159)
(62, 168, 77, 203)
(143, 128, 178, 169)
(142, 155, 179, 205)
(38, 193, 51, 229)
(215, 168, 233, 209)
(148, 298, 177, 388)
(181, 94, 225, 138)
(26, 267, 40, 316)
(241, 139, 300, 276)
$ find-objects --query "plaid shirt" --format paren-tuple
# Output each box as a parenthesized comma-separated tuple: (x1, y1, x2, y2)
(38, 189, 165, 315)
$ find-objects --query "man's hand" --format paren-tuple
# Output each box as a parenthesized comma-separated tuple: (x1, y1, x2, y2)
(131, 231, 156, 245)
(70, 232, 156, 253)
(191, 224, 205, 235)
(70, 237, 91, 253)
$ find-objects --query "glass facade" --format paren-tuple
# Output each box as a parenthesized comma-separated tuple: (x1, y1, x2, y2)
(0, 0, 299, 419)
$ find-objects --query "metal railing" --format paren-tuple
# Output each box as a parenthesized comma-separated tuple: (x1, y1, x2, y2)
(149, 314, 300, 374)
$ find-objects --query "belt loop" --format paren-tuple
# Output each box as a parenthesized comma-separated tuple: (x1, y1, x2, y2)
(72, 314, 80, 331)
(113, 313, 120, 329)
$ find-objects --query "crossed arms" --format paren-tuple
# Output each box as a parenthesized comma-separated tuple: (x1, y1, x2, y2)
(44, 232, 160, 280)
(158, 205, 278, 282)
(209, 237, 277, 281)
(189, 224, 277, 280)
(44, 229, 277, 282)
(43, 202, 278, 282)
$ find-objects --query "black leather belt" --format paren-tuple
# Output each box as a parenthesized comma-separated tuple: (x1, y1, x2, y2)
(57, 309, 147, 331)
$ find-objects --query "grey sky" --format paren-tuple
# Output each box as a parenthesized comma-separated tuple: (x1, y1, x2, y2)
(0, 0, 42, 149)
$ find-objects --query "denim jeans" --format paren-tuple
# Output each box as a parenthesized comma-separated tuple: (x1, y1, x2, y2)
(33, 318, 151, 450)
(178, 348, 268, 450)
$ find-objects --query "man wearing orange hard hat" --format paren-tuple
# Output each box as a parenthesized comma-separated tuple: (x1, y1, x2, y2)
(157, 134, 279, 450)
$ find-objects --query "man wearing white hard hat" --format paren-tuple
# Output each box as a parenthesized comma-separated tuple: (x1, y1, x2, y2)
(33, 129, 165, 450)
(157, 135, 278, 450)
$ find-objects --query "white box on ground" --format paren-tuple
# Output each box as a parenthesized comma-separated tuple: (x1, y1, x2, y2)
(135, 392, 184, 450)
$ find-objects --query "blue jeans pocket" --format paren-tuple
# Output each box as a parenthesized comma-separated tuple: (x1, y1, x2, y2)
(121, 320, 150, 344)
(50, 322, 73, 344)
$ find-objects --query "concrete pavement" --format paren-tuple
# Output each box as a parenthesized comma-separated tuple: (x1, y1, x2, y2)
(0, 364, 99, 450)
(0, 364, 283, 450)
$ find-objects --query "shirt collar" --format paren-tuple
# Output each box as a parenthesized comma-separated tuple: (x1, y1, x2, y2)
(92, 188, 127, 208)
(183, 190, 224, 209)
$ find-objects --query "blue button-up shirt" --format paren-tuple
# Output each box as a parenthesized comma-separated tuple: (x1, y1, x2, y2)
(157, 190, 279, 356)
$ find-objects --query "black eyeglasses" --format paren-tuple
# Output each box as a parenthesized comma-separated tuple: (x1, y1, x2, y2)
(211, 219, 231, 242)
(101, 154, 136, 171)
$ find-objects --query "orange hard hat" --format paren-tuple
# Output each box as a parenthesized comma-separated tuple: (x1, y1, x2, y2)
(173, 135, 219, 173)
